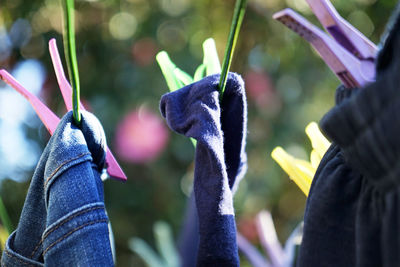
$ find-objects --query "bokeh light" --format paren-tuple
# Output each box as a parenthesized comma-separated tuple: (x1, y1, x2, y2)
(159, 0, 191, 17)
(115, 107, 169, 164)
(131, 38, 158, 66)
(276, 75, 302, 103)
(245, 68, 279, 110)
(109, 12, 137, 40)
(0, 59, 46, 182)
(9, 19, 31, 48)
(348, 10, 375, 37)
(0, 27, 12, 62)
(157, 20, 187, 51)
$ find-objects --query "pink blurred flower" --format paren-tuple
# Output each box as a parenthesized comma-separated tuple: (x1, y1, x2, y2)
(115, 107, 169, 163)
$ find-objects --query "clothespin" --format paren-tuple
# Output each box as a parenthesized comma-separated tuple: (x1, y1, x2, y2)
(0, 39, 127, 181)
(237, 210, 304, 267)
(157, 0, 247, 97)
(255, 211, 285, 267)
(273, 0, 378, 88)
(237, 232, 271, 267)
(156, 38, 222, 147)
(157, 0, 247, 147)
(271, 122, 331, 196)
(156, 38, 222, 93)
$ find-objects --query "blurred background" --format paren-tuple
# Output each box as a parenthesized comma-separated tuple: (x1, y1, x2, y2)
(0, 0, 396, 265)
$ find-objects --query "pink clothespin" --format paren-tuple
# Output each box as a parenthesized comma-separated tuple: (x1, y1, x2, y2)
(273, 0, 378, 88)
(0, 39, 127, 181)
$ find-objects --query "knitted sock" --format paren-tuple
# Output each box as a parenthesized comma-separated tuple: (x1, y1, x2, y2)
(160, 73, 247, 266)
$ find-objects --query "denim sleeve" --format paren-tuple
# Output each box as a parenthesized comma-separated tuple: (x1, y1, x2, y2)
(1, 111, 113, 266)
(160, 73, 247, 266)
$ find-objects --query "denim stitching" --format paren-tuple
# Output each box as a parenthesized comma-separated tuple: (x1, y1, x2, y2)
(43, 206, 105, 241)
(4, 249, 37, 267)
(43, 152, 91, 189)
(30, 205, 105, 258)
(42, 219, 108, 256)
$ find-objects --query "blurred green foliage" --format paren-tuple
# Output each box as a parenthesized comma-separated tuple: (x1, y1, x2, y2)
(0, 0, 397, 265)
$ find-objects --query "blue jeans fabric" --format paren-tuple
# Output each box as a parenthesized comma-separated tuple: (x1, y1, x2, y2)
(160, 73, 248, 266)
(1, 111, 114, 266)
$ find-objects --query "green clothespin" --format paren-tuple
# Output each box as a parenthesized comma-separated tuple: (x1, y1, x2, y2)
(156, 38, 221, 93)
(219, 0, 248, 100)
(156, 52, 185, 92)
(157, 0, 247, 97)
(157, 0, 248, 143)
(156, 38, 222, 147)
(63, 0, 81, 124)
(129, 221, 180, 267)
(203, 38, 222, 76)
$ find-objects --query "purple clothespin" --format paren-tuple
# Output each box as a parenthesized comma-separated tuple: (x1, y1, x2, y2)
(0, 39, 127, 181)
(256, 211, 285, 267)
(273, 0, 378, 88)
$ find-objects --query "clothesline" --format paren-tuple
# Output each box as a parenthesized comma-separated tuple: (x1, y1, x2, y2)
(0, 0, 399, 266)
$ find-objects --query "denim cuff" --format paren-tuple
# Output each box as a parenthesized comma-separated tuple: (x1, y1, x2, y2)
(3, 234, 44, 267)
(2, 203, 108, 267)
(1, 111, 113, 266)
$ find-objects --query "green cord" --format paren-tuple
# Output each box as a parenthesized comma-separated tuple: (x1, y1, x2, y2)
(218, 0, 248, 100)
(63, 0, 81, 124)
(0, 196, 13, 234)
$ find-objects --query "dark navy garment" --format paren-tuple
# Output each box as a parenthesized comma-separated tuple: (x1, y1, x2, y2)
(177, 194, 200, 267)
(298, 5, 400, 267)
(160, 73, 247, 267)
(1, 111, 114, 266)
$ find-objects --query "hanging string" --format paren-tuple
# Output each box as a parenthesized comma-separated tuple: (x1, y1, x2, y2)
(63, 0, 81, 124)
(219, 0, 248, 100)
